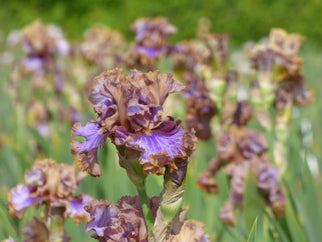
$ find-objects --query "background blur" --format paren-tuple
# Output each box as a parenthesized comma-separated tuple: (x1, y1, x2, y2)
(0, 0, 321, 241)
(1, 0, 322, 48)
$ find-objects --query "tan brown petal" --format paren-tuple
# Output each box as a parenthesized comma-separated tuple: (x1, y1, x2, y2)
(168, 220, 211, 242)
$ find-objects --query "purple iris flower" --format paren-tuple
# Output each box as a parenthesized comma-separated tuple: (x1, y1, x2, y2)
(71, 68, 197, 176)
(8, 159, 92, 222)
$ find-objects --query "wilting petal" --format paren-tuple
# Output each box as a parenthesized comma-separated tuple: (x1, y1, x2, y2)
(8, 185, 47, 219)
(115, 120, 188, 175)
(71, 121, 109, 176)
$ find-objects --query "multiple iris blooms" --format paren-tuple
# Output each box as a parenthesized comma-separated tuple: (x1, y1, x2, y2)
(5, 17, 313, 241)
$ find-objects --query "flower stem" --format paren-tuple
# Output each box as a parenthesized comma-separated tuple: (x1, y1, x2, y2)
(48, 207, 65, 242)
(149, 159, 187, 242)
(137, 186, 154, 231)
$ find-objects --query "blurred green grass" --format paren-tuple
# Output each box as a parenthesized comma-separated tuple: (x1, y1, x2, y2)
(0, 46, 321, 241)
(0, 1, 321, 238)
(1, 0, 322, 48)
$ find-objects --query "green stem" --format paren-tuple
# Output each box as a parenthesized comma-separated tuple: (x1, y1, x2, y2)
(149, 160, 187, 241)
(137, 186, 154, 231)
(48, 207, 65, 242)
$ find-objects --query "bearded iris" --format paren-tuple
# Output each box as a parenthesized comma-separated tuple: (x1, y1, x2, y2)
(71, 68, 197, 232)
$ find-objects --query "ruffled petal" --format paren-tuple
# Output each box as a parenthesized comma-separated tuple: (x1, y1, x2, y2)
(71, 121, 109, 177)
(115, 120, 189, 175)
(64, 194, 93, 224)
(131, 70, 185, 106)
(8, 185, 47, 219)
(85, 200, 120, 238)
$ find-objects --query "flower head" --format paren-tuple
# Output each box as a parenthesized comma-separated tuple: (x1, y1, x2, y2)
(71, 68, 197, 176)
(81, 24, 125, 68)
(8, 159, 92, 222)
(22, 20, 70, 57)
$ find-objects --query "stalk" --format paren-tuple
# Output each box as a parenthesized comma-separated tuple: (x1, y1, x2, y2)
(48, 207, 65, 242)
(149, 159, 187, 242)
(137, 186, 154, 231)
(117, 148, 154, 232)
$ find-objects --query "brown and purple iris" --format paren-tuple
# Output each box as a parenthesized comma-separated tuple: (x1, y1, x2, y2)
(131, 17, 176, 59)
(71, 68, 196, 176)
(8, 159, 92, 223)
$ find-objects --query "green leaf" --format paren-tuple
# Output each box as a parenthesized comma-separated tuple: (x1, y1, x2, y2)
(247, 217, 258, 242)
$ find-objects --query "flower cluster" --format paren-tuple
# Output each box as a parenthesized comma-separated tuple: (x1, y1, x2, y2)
(71, 68, 196, 177)
(8, 158, 92, 223)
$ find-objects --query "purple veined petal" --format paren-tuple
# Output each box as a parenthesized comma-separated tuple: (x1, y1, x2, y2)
(9, 185, 47, 219)
(23, 56, 44, 72)
(65, 194, 93, 223)
(115, 121, 187, 174)
(71, 121, 109, 177)
(71, 121, 108, 154)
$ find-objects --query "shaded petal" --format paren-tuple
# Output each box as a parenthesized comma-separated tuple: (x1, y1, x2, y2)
(8, 185, 47, 220)
(71, 121, 109, 177)
(85, 200, 120, 237)
(115, 120, 189, 175)
(127, 102, 163, 131)
(131, 70, 185, 106)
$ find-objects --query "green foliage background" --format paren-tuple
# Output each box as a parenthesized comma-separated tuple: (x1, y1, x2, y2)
(1, 0, 322, 48)
(0, 0, 321, 241)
